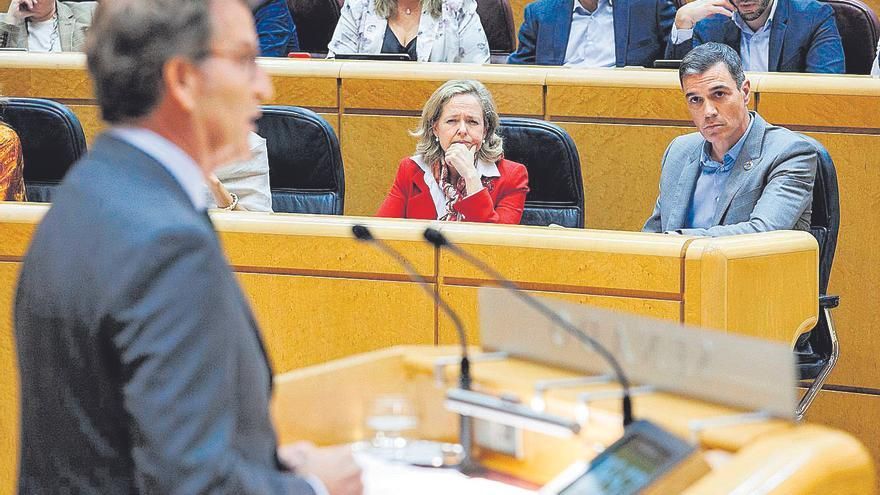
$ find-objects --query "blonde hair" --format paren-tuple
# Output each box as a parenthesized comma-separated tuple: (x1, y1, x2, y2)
(411, 80, 504, 166)
(375, 0, 442, 19)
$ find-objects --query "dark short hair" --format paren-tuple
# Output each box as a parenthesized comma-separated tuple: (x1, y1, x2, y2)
(678, 42, 746, 88)
(85, 0, 225, 124)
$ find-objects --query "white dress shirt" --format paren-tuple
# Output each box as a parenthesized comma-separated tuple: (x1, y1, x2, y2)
(563, 0, 617, 68)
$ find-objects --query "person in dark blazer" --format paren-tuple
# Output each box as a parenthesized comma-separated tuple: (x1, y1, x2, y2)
(644, 43, 816, 236)
(506, 0, 677, 67)
(13, 1, 361, 493)
(665, 0, 845, 73)
(253, 0, 300, 56)
(377, 79, 529, 223)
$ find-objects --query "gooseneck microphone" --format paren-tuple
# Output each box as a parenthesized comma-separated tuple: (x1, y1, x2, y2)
(351, 224, 478, 470)
(423, 227, 635, 427)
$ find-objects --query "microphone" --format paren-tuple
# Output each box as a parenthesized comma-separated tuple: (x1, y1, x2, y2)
(423, 227, 635, 427)
(351, 224, 477, 471)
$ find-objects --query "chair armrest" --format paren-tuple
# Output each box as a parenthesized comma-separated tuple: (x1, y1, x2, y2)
(820, 294, 840, 309)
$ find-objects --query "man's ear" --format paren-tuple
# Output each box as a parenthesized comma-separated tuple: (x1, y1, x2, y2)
(163, 57, 200, 113)
(741, 78, 751, 107)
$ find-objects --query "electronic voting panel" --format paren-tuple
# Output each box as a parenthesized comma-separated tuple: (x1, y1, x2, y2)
(540, 421, 709, 495)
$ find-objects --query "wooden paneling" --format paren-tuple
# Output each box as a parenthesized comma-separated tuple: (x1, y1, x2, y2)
(754, 75, 880, 129)
(555, 122, 693, 231)
(239, 274, 435, 372)
(0, 262, 19, 495)
(801, 132, 880, 389)
(684, 233, 819, 343)
(67, 104, 104, 143)
(340, 62, 545, 114)
(804, 389, 880, 493)
(0, 65, 92, 99)
(264, 59, 341, 108)
(340, 114, 420, 216)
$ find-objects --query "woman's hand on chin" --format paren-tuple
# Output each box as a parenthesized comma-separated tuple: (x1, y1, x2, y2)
(445, 142, 483, 195)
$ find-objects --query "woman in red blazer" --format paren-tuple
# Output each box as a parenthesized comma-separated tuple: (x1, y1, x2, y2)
(377, 80, 529, 224)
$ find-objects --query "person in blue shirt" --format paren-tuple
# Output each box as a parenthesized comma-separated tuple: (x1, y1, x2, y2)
(253, 0, 300, 56)
(644, 42, 817, 236)
(506, 0, 677, 68)
(665, 0, 845, 73)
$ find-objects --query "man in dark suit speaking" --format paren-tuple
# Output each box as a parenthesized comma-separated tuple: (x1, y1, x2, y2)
(13, 0, 361, 493)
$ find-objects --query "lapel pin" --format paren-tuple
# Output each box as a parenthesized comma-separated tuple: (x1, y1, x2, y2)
(743, 160, 753, 171)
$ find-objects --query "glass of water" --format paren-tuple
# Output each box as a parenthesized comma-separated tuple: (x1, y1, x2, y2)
(366, 394, 418, 453)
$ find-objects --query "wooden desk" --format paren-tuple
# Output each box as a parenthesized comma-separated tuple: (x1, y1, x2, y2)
(272, 345, 876, 493)
(0, 205, 818, 492)
(6, 55, 876, 468)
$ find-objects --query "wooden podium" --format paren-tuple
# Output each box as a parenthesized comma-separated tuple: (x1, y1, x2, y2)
(272, 345, 875, 494)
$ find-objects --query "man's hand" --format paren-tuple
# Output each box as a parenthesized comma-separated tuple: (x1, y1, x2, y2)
(674, 0, 735, 29)
(279, 443, 363, 495)
(6, 0, 37, 23)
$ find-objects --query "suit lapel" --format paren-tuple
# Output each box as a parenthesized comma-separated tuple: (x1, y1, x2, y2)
(722, 19, 741, 53)
(56, 2, 75, 52)
(768, 0, 789, 72)
(712, 113, 766, 225)
(416, 5, 438, 62)
(666, 142, 703, 230)
(551, 0, 575, 65)
(612, 0, 629, 66)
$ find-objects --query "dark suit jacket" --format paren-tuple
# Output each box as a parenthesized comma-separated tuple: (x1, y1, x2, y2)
(14, 134, 315, 494)
(643, 112, 816, 236)
(665, 0, 845, 73)
(376, 157, 529, 223)
(507, 0, 677, 66)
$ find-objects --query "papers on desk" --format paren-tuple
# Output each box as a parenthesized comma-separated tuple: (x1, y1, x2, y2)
(356, 452, 536, 495)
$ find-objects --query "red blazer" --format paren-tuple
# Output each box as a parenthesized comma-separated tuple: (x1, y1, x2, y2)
(377, 157, 529, 224)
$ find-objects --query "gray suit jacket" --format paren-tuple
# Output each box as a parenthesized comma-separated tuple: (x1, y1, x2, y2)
(643, 112, 816, 236)
(0, 1, 96, 51)
(14, 135, 315, 494)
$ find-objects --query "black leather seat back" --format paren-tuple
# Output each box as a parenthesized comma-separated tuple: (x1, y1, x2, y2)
(799, 134, 839, 295)
(257, 106, 345, 214)
(287, 0, 340, 54)
(497, 118, 584, 228)
(0, 98, 86, 202)
(820, 0, 880, 74)
(476, 0, 516, 55)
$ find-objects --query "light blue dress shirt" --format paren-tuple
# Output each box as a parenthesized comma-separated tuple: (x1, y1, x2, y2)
(563, 0, 616, 68)
(686, 115, 755, 229)
(732, 0, 777, 72)
(670, 0, 777, 71)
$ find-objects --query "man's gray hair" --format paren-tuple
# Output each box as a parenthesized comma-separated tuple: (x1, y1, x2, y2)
(679, 42, 746, 88)
(412, 80, 504, 166)
(85, 0, 244, 124)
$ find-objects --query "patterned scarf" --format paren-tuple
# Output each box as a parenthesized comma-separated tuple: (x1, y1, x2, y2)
(432, 160, 468, 221)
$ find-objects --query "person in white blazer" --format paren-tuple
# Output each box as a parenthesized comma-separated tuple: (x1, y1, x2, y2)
(327, 0, 490, 63)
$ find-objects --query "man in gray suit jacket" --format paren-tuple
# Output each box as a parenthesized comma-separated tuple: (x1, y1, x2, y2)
(1, 0, 96, 51)
(643, 42, 816, 236)
(14, 1, 361, 493)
